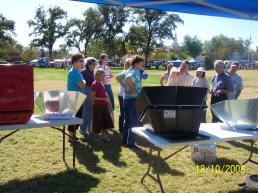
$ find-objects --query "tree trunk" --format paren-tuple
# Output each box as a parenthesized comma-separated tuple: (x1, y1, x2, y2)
(49, 46, 53, 60)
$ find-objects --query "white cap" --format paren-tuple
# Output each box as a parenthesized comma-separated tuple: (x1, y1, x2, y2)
(196, 67, 205, 72)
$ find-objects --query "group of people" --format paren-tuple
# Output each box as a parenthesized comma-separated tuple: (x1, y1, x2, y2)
(67, 52, 243, 148)
(67, 53, 147, 148)
(160, 60, 243, 122)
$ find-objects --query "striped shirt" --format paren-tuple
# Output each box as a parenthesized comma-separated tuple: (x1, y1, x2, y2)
(96, 64, 113, 85)
(211, 71, 233, 94)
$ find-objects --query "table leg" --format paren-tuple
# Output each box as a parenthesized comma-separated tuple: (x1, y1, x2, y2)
(73, 140, 76, 168)
(62, 126, 65, 161)
(157, 150, 165, 193)
(141, 148, 153, 183)
(242, 140, 258, 165)
(0, 129, 20, 143)
(141, 146, 188, 193)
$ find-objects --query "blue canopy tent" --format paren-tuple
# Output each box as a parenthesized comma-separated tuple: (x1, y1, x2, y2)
(72, 0, 258, 21)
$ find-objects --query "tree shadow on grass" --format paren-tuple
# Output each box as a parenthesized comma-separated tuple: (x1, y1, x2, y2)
(0, 170, 99, 193)
(228, 187, 255, 193)
(75, 142, 106, 174)
(85, 130, 127, 167)
(132, 147, 184, 176)
(227, 141, 258, 154)
(217, 144, 232, 150)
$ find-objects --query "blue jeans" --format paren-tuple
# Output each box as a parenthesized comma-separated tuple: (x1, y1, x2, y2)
(104, 84, 115, 110)
(201, 101, 207, 123)
(123, 98, 140, 145)
(80, 87, 93, 132)
(118, 95, 125, 132)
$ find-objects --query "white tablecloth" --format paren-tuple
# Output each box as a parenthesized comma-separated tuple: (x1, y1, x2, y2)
(132, 123, 258, 149)
(0, 115, 83, 131)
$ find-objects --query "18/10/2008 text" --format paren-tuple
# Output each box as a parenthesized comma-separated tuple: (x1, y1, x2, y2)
(196, 164, 245, 174)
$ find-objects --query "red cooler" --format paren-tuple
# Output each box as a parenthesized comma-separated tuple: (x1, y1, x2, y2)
(0, 64, 34, 124)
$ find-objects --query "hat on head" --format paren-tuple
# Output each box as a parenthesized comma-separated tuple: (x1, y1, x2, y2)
(196, 67, 205, 72)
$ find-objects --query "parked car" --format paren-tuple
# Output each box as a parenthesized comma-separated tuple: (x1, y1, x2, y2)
(107, 60, 116, 67)
(152, 60, 164, 69)
(0, 60, 8, 64)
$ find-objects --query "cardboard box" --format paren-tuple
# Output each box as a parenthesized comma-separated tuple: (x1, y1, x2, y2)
(191, 143, 216, 163)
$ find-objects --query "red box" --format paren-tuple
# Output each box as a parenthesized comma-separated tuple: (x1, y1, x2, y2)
(0, 64, 34, 124)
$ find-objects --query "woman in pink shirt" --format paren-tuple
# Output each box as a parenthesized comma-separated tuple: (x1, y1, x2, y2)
(166, 61, 194, 87)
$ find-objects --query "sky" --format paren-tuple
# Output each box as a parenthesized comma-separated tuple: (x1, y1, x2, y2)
(1, 0, 258, 51)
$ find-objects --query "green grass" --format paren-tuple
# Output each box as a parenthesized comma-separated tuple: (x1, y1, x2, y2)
(0, 68, 258, 193)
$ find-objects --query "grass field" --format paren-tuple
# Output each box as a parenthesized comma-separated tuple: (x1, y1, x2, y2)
(0, 68, 258, 193)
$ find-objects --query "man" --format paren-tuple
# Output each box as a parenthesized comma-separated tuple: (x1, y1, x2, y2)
(211, 60, 233, 123)
(227, 63, 243, 99)
(166, 61, 194, 87)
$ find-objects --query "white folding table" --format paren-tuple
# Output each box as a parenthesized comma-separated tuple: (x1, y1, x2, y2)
(0, 115, 83, 168)
(132, 123, 258, 193)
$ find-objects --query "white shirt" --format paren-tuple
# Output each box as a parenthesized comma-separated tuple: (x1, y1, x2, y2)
(192, 77, 210, 101)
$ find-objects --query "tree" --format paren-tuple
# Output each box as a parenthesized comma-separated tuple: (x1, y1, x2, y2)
(21, 47, 40, 62)
(202, 34, 245, 60)
(150, 48, 171, 60)
(28, 6, 68, 60)
(0, 13, 16, 60)
(126, 26, 149, 54)
(183, 35, 202, 58)
(98, 5, 128, 58)
(114, 36, 127, 64)
(86, 39, 106, 59)
(0, 13, 15, 47)
(65, 8, 103, 55)
(132, 9, 183, 62)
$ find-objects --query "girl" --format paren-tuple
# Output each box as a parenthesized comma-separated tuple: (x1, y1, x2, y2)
(80, 57, 96, 137)
(97, 53, 115, 110)
(91, 68, 114, 142)
(160, 63, 173, 86)
(192, 67, 210, 123)
(116, 58, 132, 133)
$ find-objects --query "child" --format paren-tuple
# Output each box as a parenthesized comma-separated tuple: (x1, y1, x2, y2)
(116, 58, 132, 133)
(91, 68, 114, 142)
(116, 55, 144, 148)
(160, 63, 173, 86)
(192, 67, 210, 123)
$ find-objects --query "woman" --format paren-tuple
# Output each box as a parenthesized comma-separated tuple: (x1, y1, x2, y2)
(160, 63, 173, 86)
(116, 58, 132, 133)
(117, 55, 144, 148)
(97, 53, 115, 110)
(192, 67, 210, 123)
(166, 61, 193, 87)
(80, 57, 97, 137)
(67, 53, 86, 141)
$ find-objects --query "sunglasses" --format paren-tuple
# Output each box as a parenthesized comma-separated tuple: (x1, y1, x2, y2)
(79, 60, 84, 63)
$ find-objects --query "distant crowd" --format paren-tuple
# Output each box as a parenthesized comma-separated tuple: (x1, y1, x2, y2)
(67, 53, 243, 148)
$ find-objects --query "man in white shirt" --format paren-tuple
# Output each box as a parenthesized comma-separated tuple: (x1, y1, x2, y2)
(227, 63, 243, 99)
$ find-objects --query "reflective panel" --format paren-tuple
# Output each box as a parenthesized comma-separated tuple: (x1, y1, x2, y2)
(35, 91, 86, 120)
(211, 99, 258, 130)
